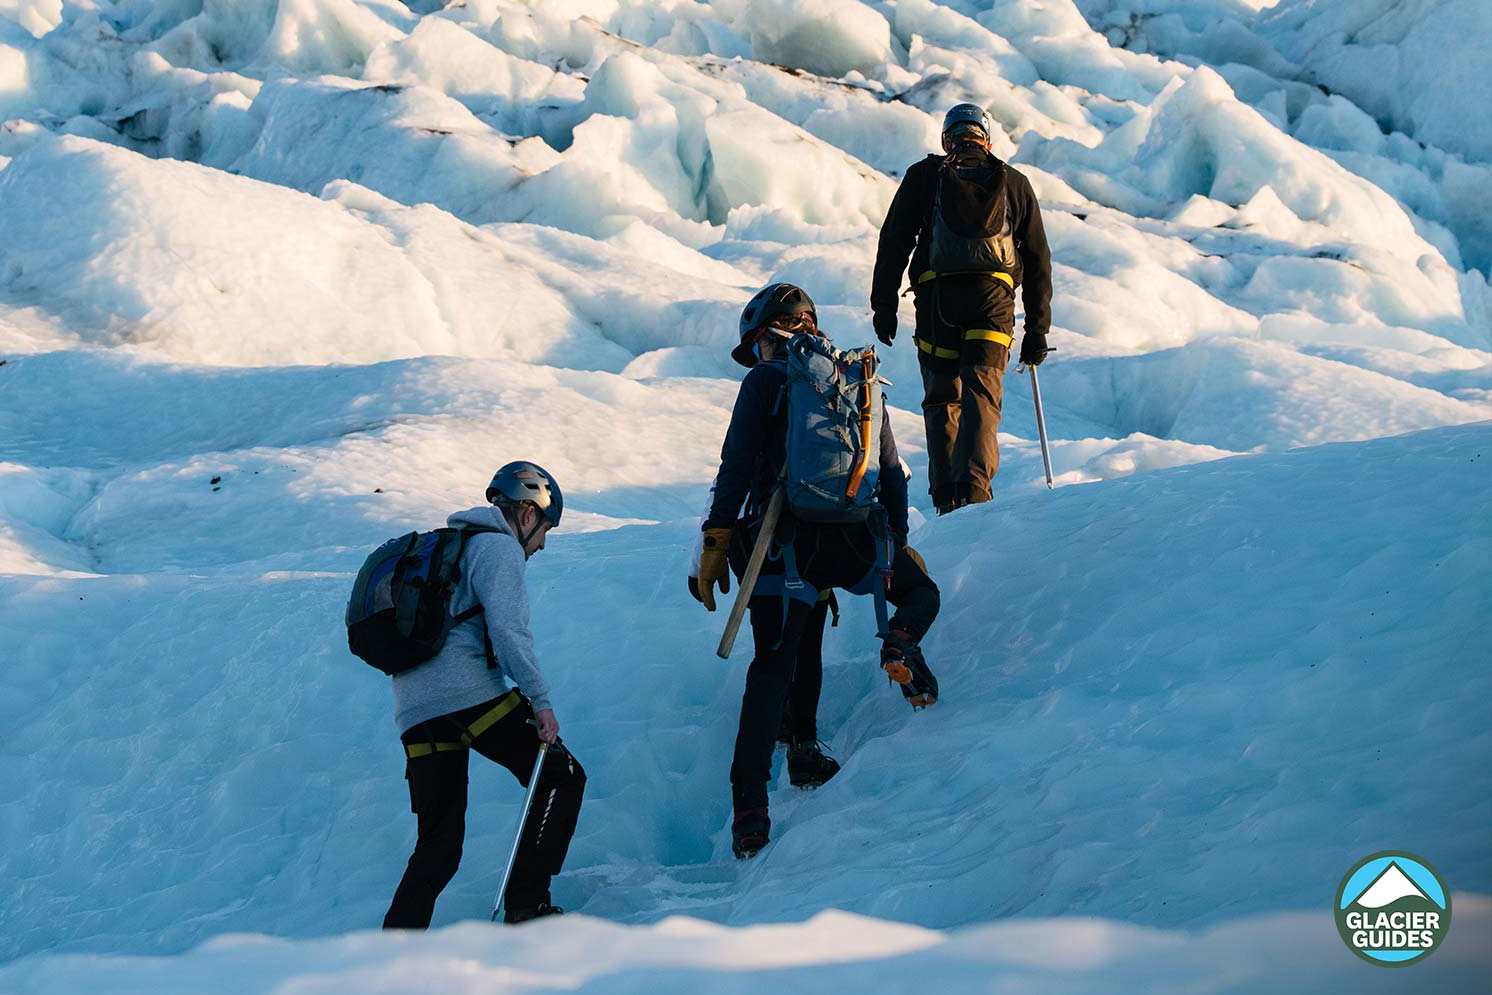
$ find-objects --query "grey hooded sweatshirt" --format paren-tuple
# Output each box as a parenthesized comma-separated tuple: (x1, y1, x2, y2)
(391, 506, 553, 732)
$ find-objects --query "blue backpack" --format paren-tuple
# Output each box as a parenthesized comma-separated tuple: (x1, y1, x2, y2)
(772, 332, 895, 635)
(782, 332, 884, 523)
(345, 526, 497, 675)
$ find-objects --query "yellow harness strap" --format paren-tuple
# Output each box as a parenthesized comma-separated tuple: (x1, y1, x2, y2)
(404, 741, 463, 758)
(964, 329, 1014, 348)
(404, 690, 523, 759)
(916, 270, 1015, 290)
(915, 337, 960, 360)
(915, 327, 1012, 359)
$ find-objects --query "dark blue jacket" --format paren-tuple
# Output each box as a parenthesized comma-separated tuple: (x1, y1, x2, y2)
(704, 359, 910, 538)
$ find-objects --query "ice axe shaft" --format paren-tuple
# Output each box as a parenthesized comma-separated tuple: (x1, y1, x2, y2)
(492, 739, 550, 922)
(716, 486, 784, 659)
(1023, 363, 1055, 490)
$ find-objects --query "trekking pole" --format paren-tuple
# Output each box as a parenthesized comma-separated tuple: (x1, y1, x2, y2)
(716, 486, 785, 659)
(491, 740, 550, 923)
(1019, 361, 1055, 490)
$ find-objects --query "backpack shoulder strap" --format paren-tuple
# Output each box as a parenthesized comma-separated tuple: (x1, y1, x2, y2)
(445, 524, 502, 624)
(450, 525, 505, 668)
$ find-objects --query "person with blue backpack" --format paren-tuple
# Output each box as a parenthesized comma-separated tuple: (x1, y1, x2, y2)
(691, 283, 941, 859)
(349, 462, 586, 927)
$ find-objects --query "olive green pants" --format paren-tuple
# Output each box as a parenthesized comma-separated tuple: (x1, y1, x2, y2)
(912, 274, 1015, 508)
(919, 352, 1008, 507)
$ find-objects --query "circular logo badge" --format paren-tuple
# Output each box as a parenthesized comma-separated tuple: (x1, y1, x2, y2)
(1335, 851, 1451, 966)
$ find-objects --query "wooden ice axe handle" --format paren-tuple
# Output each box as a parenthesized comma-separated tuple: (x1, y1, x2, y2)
(716, 487, 785, 659)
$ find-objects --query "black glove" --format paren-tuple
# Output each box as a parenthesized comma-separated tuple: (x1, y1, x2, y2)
(1019, 331, 1051, 367)
(873, 311, 897, 347)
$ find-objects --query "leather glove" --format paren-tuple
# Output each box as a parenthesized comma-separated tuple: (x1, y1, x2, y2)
(696, 527, 733, 611)
(1019, 331, 1050, 367)
(873, 310, 897, 347)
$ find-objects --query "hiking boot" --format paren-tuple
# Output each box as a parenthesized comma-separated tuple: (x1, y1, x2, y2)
(932, 484, 960, 517)
(881, 631, 939, 708)
(787, 738, 840, 788)
(935, 496, 967, 516)
(504, 902, 564, 924)
(731, 807, 771, 859)
(957, 482, 991, 507)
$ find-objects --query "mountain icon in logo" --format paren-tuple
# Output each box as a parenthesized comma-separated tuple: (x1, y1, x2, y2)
(1352, 862, 1432, 909)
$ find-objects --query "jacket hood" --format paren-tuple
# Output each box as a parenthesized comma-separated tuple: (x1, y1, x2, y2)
(447, 505, 514, 536)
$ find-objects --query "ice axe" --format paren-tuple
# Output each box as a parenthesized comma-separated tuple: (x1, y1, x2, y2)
(1017, 352, 1055, 490)
(491, 738, 550, 923)
(716, 486, 784, 659)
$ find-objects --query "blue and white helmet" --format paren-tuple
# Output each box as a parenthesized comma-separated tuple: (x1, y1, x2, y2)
(942, 103, 993, 141)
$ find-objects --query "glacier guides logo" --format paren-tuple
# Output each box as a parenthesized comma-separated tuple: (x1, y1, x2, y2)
(1335, 851, 1451, 966)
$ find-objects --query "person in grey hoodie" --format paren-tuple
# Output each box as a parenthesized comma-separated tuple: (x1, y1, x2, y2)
(383, 461, 585, 928)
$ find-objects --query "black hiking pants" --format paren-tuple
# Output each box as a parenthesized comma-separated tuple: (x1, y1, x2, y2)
(384, 691, 586, 929)
(914, 276, 1013, 506)
(781, 595, 831, 742)
(728, 521, 939, 811)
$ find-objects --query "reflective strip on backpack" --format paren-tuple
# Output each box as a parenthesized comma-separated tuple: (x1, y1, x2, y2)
(916, 269, 1015, 289)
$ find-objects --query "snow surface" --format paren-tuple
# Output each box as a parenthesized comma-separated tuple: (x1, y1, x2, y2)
(1259, 0, 1492, 165)
(3, 903, 1491, 995)
(2, 0, 1491, 991)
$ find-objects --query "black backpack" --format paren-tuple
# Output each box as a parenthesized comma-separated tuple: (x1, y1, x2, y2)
(928, 149, 1018, 280)
(345, 526, 498, 676)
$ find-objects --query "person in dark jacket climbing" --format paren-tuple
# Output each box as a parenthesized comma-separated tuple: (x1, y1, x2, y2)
(689, 283, 941, 859)
(871, 103, 1054, 514)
